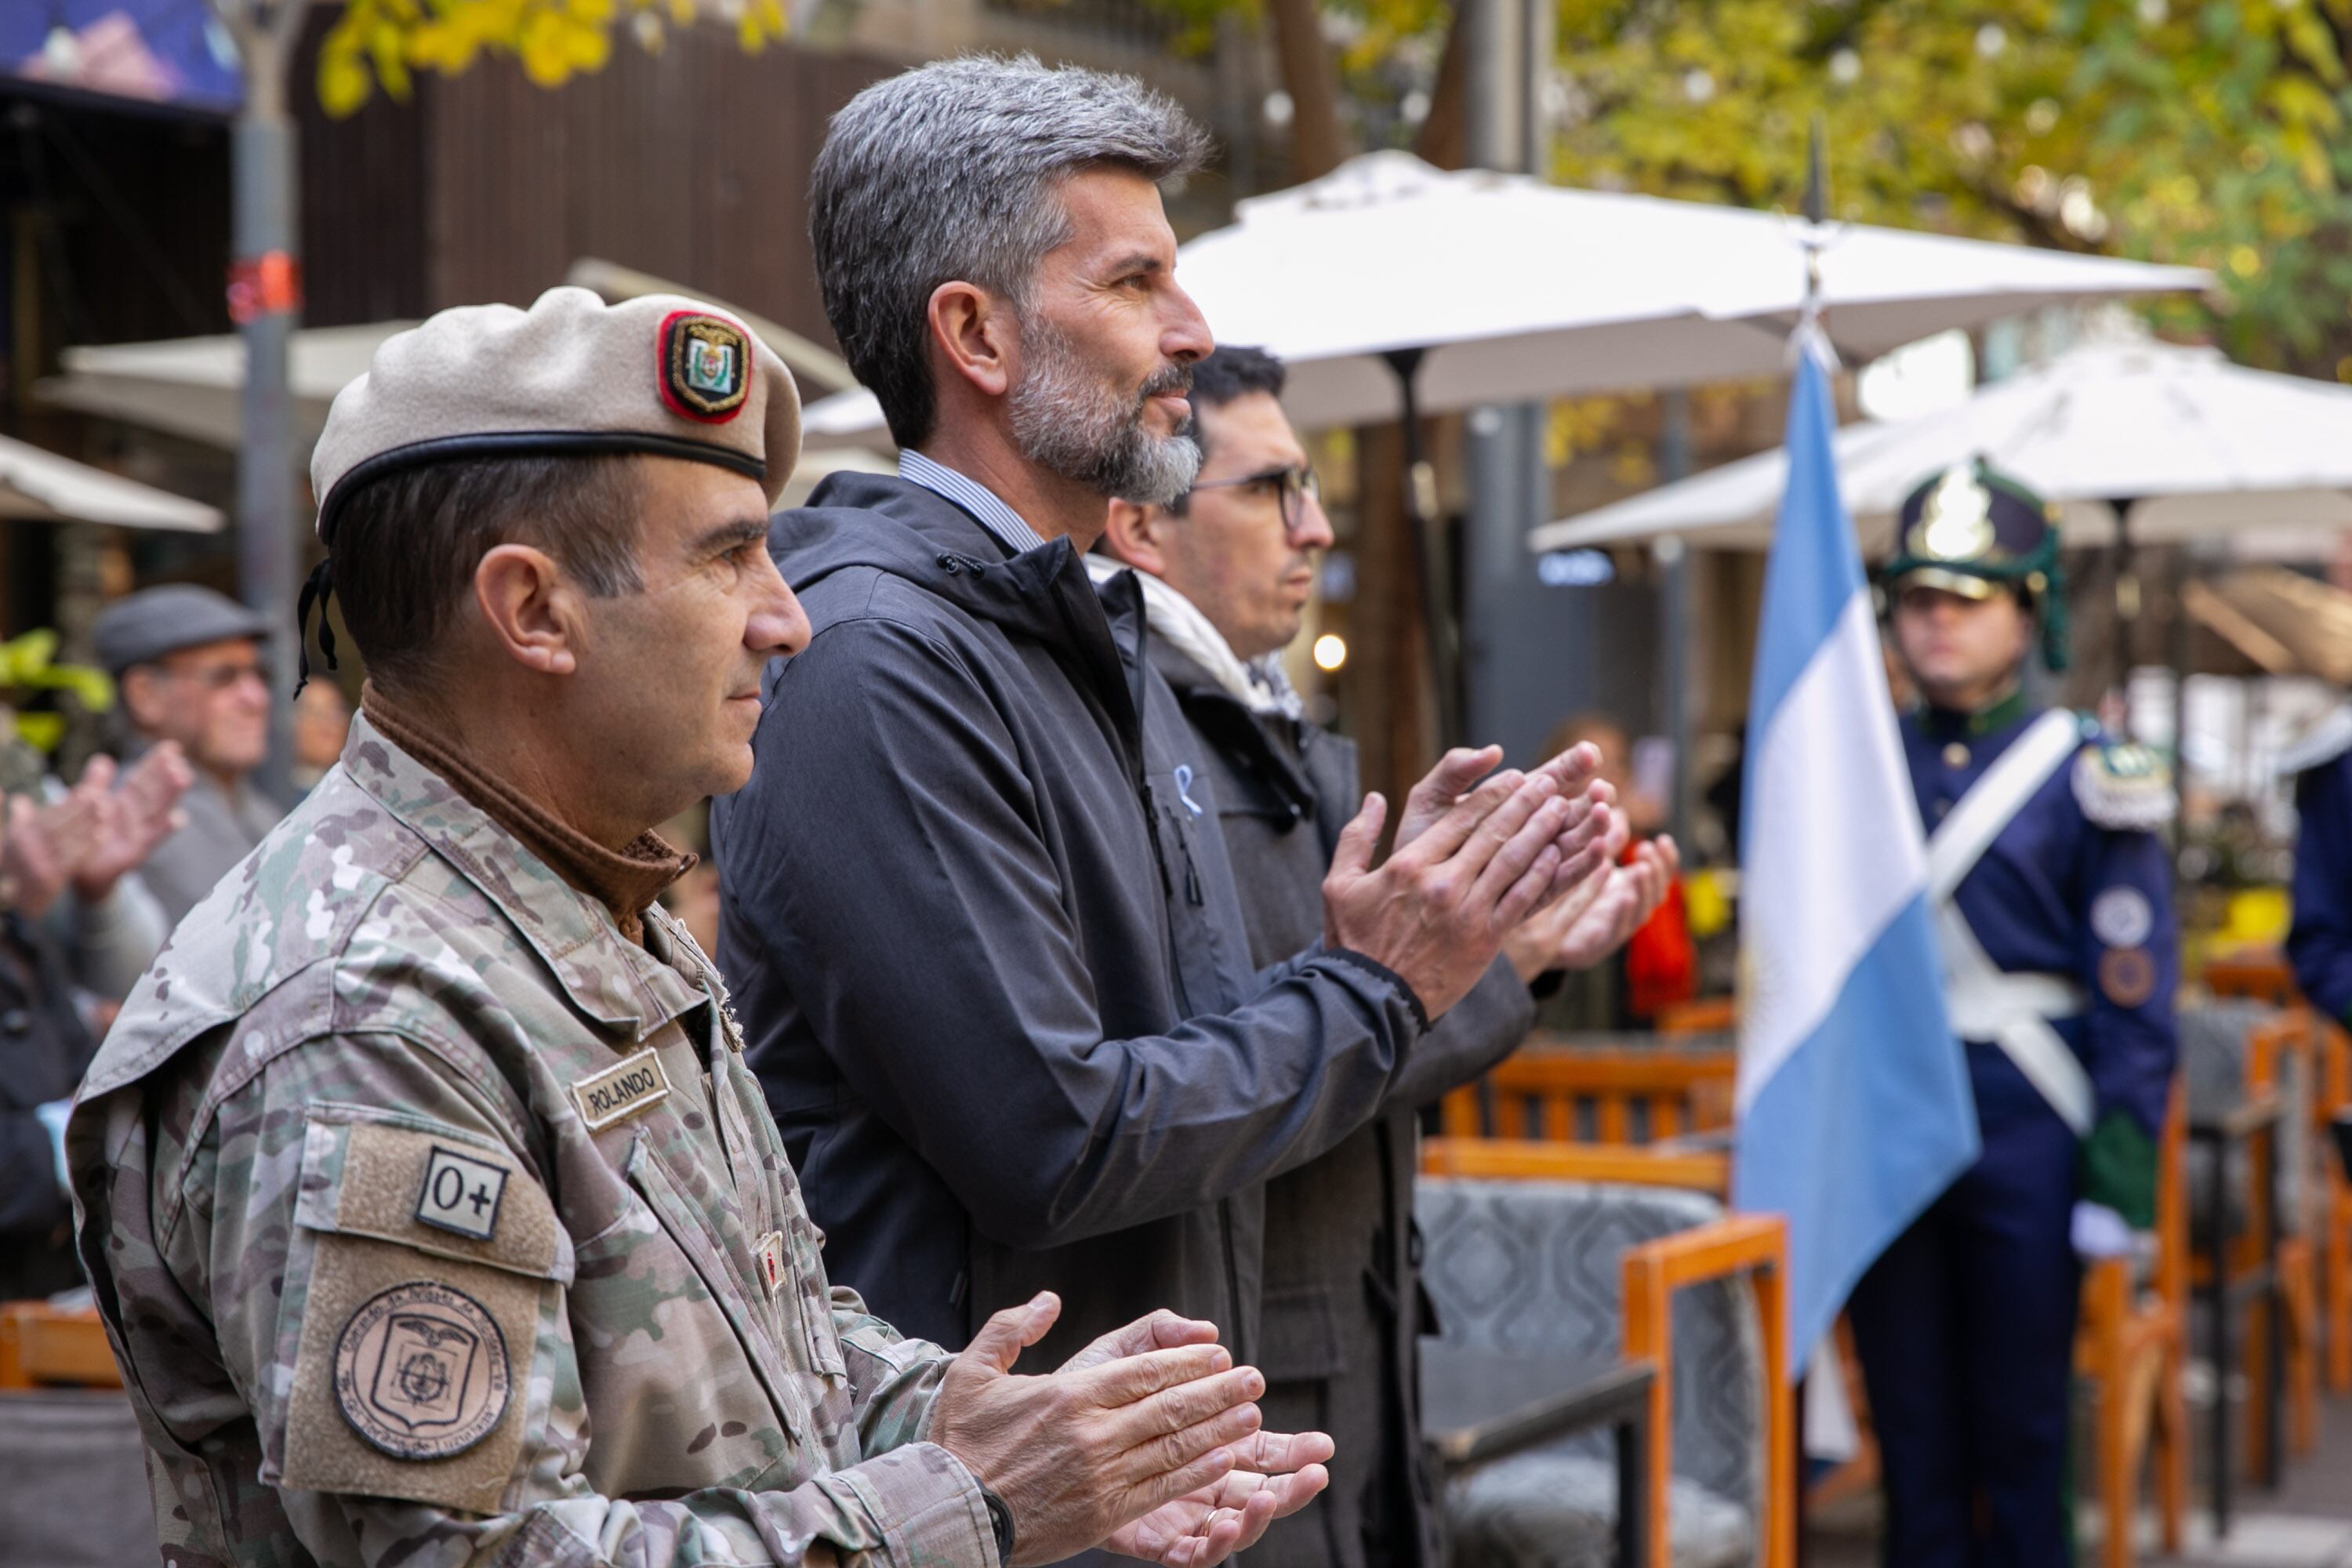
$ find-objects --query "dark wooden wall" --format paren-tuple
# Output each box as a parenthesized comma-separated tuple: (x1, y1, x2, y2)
(297, 19, 891, 349)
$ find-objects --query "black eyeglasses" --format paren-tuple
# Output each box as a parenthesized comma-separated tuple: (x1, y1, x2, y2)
(1185, 463, 1322, 533)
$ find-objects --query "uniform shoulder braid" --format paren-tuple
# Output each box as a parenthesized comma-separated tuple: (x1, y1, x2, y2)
(2279, 704, 2352, 777)
(2071, 718, 2174, 832)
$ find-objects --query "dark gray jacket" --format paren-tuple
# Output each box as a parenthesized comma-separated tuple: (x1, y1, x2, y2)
(713, 474, 1431, 1368)
(1149, 641, 1535, 1568)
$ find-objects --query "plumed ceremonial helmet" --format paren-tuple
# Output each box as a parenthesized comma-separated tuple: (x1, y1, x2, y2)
(1882, 458, 2070, 670)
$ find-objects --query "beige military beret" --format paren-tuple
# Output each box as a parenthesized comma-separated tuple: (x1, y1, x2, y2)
(310, 285, 801, 539)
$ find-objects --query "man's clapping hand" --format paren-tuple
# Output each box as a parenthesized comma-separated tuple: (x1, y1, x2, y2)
(927, 1294, 1333, 1567)
(0, 746, 191, 917)
(1504, 819, 1680, 982)
(1322, 746, 1615, 1020)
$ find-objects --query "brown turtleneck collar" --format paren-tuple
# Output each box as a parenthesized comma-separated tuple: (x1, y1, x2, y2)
(361, 684, 695, 944)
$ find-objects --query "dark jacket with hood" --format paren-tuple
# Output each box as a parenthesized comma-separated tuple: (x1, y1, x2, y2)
(713, 473, 1431, 1369)
(1149, 638, 1534, 1568)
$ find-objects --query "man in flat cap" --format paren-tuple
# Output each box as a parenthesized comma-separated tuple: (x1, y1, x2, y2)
(70, 285, 1330, 1568)
(92, 582, 282, 927)
(1857, 459, 2176, 1568)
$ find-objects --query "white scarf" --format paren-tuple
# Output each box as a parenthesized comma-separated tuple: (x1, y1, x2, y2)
(1084, 556, 1305, 720)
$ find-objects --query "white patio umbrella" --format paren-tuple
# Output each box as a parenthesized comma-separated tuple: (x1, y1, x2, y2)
(36, 322, 409, 452)
(798, 151, 2209, 448)
(0, 434, 221, 532)
(33, 264, 844, 455)
(1530, 339, 2352, 555)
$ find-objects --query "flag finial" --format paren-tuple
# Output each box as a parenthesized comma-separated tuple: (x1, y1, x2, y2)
(1803, 114, 1828, 227)
(1794, 114, 1838, 366)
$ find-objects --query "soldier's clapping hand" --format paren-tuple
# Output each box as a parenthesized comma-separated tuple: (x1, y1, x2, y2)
(928, 1293, 1334, 1567)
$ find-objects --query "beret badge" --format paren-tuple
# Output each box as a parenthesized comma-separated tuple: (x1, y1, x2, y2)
(659, 310, 751, 423)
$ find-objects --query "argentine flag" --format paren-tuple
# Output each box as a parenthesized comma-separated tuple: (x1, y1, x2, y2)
(1732, 341, 1979, 1375)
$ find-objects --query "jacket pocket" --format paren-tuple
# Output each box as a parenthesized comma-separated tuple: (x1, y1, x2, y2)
(1257, 1284, 1345, 1382)
(1144, 769, 1237, 1016)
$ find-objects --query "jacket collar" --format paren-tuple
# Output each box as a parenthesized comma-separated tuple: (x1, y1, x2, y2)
(775, 471, 1147, 774)
(339, 713, 706, 1037)
(1149, 637, 1319, 822)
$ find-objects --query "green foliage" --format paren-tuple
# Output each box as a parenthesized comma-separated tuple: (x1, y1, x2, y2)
(1158, 0, 2352, 378)
(1548, 0, 2352, 379)
(315, 0, 786, 118)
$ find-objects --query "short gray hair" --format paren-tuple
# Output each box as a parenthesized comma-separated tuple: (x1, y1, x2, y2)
(810, 55, 1212, 449)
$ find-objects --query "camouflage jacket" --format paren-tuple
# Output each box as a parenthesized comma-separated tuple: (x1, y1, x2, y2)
(67, 714, 996, 1568)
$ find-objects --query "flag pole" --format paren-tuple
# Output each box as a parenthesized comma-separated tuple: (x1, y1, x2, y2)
(1795, 114, 1837, 371)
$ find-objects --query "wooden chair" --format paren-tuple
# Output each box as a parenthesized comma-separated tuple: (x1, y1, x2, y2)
(1421, 1138, 1792, 1568)
(2240, 1013, 2325, 1464)
(1623, 1214, 1795, 1568)
(2320, 1019, 2352, 1394)
(1441, 1041, 2195, 1566)
(0, 1302, 121, 1390)
(2074, 1081, 2189, 1568)
(2204, 955, 2352, 1399)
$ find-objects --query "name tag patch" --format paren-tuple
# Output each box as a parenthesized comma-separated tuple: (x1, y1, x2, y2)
(572, 1047, 672, 1131)
(755, 1229, 787, 1298)
(415, 1145, 508, 1243)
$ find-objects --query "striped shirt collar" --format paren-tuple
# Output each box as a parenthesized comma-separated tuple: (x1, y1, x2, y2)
(897, 450, 1047, 556)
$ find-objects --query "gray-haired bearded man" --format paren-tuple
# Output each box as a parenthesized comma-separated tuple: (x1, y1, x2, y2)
(713, 55, 1613, 1393)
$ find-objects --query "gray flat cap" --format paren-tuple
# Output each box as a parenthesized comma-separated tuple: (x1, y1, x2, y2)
(92, 585, 268, 676)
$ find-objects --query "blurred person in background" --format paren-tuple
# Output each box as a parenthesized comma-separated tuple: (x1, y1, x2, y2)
(1536, 712, 1694, 1030)
(2282, 695, 2352, 1028)
(1098, 343, 1675, 1568)
(92, 585, 284, 927)
(1, 740, 187, 1298)
(1863, 460, 2177, 1568)
(289, 677, 354, 795)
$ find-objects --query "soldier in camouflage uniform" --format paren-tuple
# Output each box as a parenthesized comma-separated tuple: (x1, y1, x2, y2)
(67, 288, 1331, 1568)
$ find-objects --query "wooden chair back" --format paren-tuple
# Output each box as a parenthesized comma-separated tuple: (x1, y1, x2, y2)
(2204, 952, 2297, 1009)
(1439, 1039, 1737, 1147)
(1621, 1215, 1795, 1568)
(1421, 1137, 1730, 1197)
(1657, 996, 1737, 1036)
(0, 1302, 121, 1390)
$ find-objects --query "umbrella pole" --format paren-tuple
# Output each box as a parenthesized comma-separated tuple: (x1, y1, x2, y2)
(2111, 501, 2140, 710)
(1382, 347, 1463, 746)
(1659, 389, 1694, 850)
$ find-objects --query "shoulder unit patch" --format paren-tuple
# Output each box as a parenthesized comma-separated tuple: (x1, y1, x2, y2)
(2279, 705, 2352, 778)
(332, 1280, 510, 1460)
(2072, 742, 2173, 831)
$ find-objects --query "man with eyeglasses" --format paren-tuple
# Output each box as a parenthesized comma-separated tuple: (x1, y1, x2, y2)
(92, 584, 285, 927)
(1097, 346, 1678, 1568)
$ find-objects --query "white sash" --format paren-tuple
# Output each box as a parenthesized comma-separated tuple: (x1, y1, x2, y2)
(1924, 710, 2096, 1136)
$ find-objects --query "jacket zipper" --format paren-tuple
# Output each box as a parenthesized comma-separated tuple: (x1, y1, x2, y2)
(1173, 811, 1203, 906)
(1220, 1199, 1245, 1363)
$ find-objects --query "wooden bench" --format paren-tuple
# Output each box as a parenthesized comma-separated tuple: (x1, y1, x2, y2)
(0, 1303, 121, 1391)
